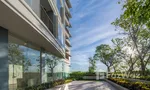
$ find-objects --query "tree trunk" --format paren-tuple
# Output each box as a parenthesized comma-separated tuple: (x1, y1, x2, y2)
(113, 66, 116, 73)
(141, 61, 146, 76)
(107, 66, 110, 73)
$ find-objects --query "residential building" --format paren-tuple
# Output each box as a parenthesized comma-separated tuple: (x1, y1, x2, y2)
(0, 0, 72, 90)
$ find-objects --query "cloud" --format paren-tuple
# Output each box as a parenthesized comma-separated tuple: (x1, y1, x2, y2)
(71, 25, 119, 51)
(70, 0, 122, 72)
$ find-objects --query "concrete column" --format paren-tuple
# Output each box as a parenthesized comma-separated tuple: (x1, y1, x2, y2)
(40, 48, 43, 84)
(40, 48, 45, 83)
(0, 27, 8, 90)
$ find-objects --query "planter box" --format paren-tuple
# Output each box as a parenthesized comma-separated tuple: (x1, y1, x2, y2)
(105, 79, 129, 90)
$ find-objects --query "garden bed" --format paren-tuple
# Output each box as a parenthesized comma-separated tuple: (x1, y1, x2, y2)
(108, 78, 150, 90)
(24, 79, 72, 90)
(106, 79, 129, 90)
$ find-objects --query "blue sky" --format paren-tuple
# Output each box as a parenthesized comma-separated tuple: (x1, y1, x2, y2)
(69, 0, 123, 72)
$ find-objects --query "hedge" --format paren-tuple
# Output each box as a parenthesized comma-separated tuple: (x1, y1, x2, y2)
(24, 79, 72, 90)
(108, 78, 150, 90)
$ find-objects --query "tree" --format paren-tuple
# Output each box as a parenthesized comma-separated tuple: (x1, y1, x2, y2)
(46, 55, 60, 81)
(94, 44, 115, 72)
(8, 43, 25, 65)
(88, 57, 96, 73)
(112, 0, 150, 75)
(112, 38, 140, 77)
(8, 43, 31, 77)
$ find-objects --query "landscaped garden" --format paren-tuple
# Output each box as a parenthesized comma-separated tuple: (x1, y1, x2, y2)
(24, 79, 72, 90)
(108, 78, 150, 90)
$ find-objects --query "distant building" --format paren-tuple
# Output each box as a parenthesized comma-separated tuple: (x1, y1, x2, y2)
(0, 0, 72, 90)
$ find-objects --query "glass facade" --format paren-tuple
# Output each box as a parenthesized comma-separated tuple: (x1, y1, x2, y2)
(58, 24, 65, 50)
(8, 43, 41, 90)
(63, 63, 70, 78)
(8, 35, 69, 90)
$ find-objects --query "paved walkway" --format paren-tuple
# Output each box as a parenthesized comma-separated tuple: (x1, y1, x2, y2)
(47, 81, 117, 90)
(67, 81, 116, 90)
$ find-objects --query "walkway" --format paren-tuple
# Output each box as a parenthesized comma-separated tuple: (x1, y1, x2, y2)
(67, 81, 116, 90)
(47, 81, 117, 90)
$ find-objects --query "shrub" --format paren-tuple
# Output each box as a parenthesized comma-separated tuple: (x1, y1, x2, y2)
(65, 79, 72, 83)
(108, 78, 150, 90)
(25, 79, 72, 90)
(70, 71, 85, 80)
(140, 76, 150, 81)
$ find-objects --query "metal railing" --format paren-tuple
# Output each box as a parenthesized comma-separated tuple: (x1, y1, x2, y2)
(41, 5, 54, 35)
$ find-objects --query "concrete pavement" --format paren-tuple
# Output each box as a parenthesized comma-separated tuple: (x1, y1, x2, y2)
(68, 81, 117, 90)
(47, 81, 117, 90)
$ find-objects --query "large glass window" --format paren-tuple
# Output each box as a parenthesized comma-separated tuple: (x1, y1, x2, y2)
(63, 62, 70, 78)
(8, 42, 41, 90)
(8, 35, 66, 90)
(42, 53, 63, 82)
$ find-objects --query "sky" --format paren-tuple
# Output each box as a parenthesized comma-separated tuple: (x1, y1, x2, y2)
(69, 0, 123, 72)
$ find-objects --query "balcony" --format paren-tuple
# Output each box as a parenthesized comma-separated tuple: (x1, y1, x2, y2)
(65, 45, 70, 51)
(66, 0, 72, 8)
(41, 5, 54, 36)
(65, 16, 71, 27)
(66, 51, 71, 56)
(65, 2, 72, 18)
(66, 39, 71, 47)
(66, 27, 71, 37)
(65, 30, 70, 39)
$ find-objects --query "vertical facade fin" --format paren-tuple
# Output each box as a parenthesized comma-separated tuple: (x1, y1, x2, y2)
(0, 27, 8, 90)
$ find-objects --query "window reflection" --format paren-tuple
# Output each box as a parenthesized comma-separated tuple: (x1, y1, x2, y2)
(8, 35, 68, 90)
(43, 53, 63, 82)
(8, 43, 40, 90)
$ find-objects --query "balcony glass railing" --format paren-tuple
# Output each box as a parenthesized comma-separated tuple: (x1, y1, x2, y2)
(41, 5, 54, 35)
(65, 3, 71, 16)
(41, 5, 65, 53)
